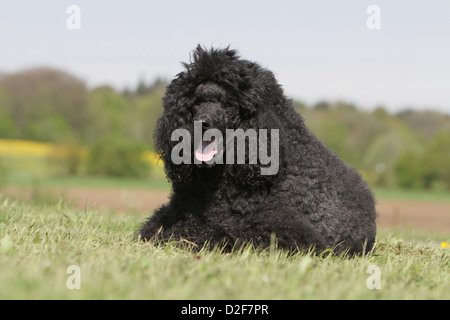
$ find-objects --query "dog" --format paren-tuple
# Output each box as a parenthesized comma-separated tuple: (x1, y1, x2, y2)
(139, 45, 377, 255)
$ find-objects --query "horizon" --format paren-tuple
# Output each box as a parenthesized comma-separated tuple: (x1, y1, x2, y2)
(1, 1, 449, 114)
(2, 64, 449, 116)
(0, 66, 450, 117)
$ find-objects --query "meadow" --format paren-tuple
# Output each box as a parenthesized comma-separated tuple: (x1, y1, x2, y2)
(0, 194, 448, 300)
(1, 139, 449, 300)
(1, 30, 450, 302)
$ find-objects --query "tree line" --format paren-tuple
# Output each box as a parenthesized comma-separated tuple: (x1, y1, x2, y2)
(0, 67, 449, 189)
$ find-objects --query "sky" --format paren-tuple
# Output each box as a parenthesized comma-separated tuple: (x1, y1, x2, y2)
(1, 0, 449, 113)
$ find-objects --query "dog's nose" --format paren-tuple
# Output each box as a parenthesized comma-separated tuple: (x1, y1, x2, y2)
(202, 120, 211, 130)
(198, 119, 211, 130)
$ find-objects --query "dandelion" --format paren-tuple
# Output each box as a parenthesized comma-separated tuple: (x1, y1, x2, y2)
(441, 242, 449, 249)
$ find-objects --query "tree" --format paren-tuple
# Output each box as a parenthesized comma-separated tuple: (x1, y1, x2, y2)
(0, 67, 88, 142)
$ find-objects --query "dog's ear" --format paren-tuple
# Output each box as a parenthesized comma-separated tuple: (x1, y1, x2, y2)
(234, 86, 262, 119)
(224, 64, 289, 187)
(223, 106, 288, 188)
(231, 64, 286, 120)
(154, 82, 195, 187)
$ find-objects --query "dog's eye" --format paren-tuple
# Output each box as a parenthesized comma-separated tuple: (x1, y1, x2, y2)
(189, 106, 197, 115)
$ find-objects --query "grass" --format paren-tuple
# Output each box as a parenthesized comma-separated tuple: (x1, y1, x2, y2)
(373, 187, 450, 202)
(0, 196, 448, 300)
(17, 175, 171, 190)
(1, 168, 170, 190)
(4, 173, 450, 201)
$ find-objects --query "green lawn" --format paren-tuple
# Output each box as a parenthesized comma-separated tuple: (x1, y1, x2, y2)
(372, 187, 450, 202)
(1, 168, 170, 190)
(0, 196, 448, 300)
(4, 174, 450, 202)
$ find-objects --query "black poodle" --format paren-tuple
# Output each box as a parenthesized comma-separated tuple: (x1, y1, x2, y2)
(139, 46, 376, 255)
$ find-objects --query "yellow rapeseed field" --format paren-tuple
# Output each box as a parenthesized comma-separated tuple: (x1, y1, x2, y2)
(0, 139, 55, 157)
(0, 138, 159, 166)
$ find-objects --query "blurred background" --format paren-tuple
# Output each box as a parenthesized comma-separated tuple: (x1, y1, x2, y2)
(0, 1, 449, 236)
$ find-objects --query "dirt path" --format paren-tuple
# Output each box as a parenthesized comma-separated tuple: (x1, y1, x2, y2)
(376, 199, 449, 233)
(60, 187, 450, 233)
(65, 187, 170, 214)
(4, 186, 450, 233)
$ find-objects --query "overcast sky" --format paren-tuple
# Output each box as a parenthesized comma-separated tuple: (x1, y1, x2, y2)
(1, 1, 449, 113)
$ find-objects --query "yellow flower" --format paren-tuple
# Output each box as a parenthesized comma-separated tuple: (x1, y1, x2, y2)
(441, 242, 449, 249)
(0, 139, 54, 157)
(142, 151, 164, 167)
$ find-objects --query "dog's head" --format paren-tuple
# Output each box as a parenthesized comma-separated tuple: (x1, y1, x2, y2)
(155, 45, 288, 188)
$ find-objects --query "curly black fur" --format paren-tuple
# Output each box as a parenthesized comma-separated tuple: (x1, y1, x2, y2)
(139, 45, 377, 255)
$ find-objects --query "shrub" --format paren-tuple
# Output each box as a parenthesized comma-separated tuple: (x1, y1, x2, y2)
(46, 142, 86, 176)
(87, 136, 150, 178)
(394, 132, 450, 189)
(394, 151, 425, 188)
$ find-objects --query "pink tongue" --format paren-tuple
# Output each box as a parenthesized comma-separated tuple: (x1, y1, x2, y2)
(195, 138, 218, 162)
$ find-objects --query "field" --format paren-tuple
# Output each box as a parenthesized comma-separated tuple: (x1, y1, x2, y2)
(0, 179, 449, 300)
(0, 139, 449, 300)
